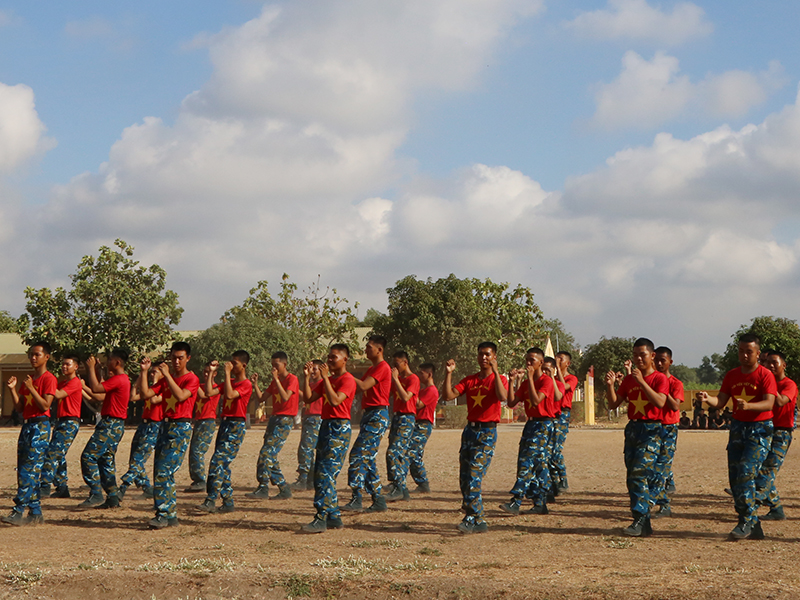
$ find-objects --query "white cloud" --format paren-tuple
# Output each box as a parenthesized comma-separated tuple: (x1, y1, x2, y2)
(564, 0, 713, 46)
(592, 51, 785, 129)
(0, 82, 55, 172)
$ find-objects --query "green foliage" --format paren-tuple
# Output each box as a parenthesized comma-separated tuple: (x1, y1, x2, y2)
(720, 316, 800, 382)
(542, 317, 581, 358)
(578, 336, 635, 405)
(369, 274, 545, 379)
(696, 354, 724, 385)
(0, 310, 17, 333)
(16, 240, 182, 359)
(670, 364, 698, 385)
(191, 274, 361, 376)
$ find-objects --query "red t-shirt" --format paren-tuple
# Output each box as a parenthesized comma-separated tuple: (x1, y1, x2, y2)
(195, 383, 220, 419)
(617, 371, 669, 421)
(720, 365, 777, 423)
(268, 373, 300, 417)
(312, 372, 356, 420)
(562, 374, 579, 410)
(661, 375, 685, 425)
(553, 378, 565, 414)
(361, 361, 391, 408)
(454, 372, 508, 423)
(304, 378, 324, 416)
(515, 373, 556, 419)
(773, 376, 798, 429)
(416, 385, 438, 422)
(100, 373, 131, 419)
(20, 371, 58, 419)
(153, 371, 200, 419)
(142, 395, 164, 422)
(57, 377, 83, 419)
(393, 373, 420, 414)
(222, 378, 253, 418)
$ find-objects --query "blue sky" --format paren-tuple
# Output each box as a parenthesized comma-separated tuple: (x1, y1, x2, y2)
(2, 1, 800, 366)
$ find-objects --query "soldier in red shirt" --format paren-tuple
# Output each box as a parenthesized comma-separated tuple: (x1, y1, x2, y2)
(291, 359, 324, 491)
(606, 337, 668, 537)
(384, 351, 420, 502)
(442, 341, 508, 534)
(651, 346, 684, 518)
(698, 333, 776, 539)
(185, 364, 221, 493)
(2, 342, 57, 526)
(554, 351, 578, 492)
(407, 363, 438, 493)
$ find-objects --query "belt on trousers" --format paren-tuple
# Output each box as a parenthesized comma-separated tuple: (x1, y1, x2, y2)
(527, 417, 554, 422)
(468, 421, 497, 429)
(102, 416, 125, 421)
(417, 419, 433, 424)
(163, 417, 191, 423)
(631, 419, 660, 423)
(223, 416, 246, 422)
(363, 405, 387, 413)
(23, 416, 49, 424)
(58, 416, 80, 422)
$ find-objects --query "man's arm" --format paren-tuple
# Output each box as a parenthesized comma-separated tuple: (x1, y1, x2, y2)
(22, 375, 54, 412)
(606, 371, 624, 410)
(271, 368, 294, 403)
(440, 360, 460, 401)
(6, 377, 21, 412)
(524, 366, 545, 406)
(84, 356, 105, 394)
(158, 363, 191, 402)
(557, 368, 573, 392)
(506, 371, 522, 408)
(301, 362, 321, 404)
(737, 394, 775, 413)
(632, 369, 667, 408)
(490, 358, 508, 403)
(138, 357, 156, 400)
(320, 365, 347, 406)
(250, 372, 263, 401)
(223, 362, 240, 400)
(354, 375, 378, 393)
(206, 361, 220, 399)
(391, 368, 414, 403)
(697, 391, 730, 410)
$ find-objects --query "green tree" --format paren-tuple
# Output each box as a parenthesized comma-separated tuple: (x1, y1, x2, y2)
(720, 316, 800, 382)
(191, 274, 361, 375)
(696, 354, 723, 385)
(542, 317, 581, 360)
(578, 336, 635, 407)
(369, 274, 545, 379)
(670, 364, 698, 385)
(0, 310, 16, 333)
(16, 239, 183, 359)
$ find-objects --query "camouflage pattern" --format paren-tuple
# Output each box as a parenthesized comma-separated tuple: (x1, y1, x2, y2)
(459, 424, 497, 525)
(623, 420, 663, 517)
(13, 421, 51, 515)
(206, 420, 247, 502)
(386, 413, 415, 490)
(511, 419, 554, 506)
(41, 419, 80, 489)
(653, 423, 678, 508)
(313, 418, 352, 520)
(297, 415, 322, 477)
(120, 421, 160, 489)
(549, 410, 570, 487)
(256, 415, 294, 487)
(153, 421, 193, 519)
(348, 407, 389, 500)
(755, 428, 791, 510)
(728, 419, 773, 526)
(408, 420, 433, 486)
(80, 417, 125, 497)
(188, 419, 217, 485)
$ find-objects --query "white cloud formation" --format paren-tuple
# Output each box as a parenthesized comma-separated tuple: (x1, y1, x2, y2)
(564, 0, 713, 46)
(592, 52, 785, 129)
(0, 82, 55, 172)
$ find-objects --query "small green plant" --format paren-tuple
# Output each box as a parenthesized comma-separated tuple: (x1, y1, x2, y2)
(418, 547, 443, 556)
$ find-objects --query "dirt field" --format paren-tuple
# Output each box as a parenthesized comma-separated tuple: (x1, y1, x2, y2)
(0, 422, 798, 600)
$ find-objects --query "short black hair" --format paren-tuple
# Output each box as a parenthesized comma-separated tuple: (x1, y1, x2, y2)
(30, 341, 52, 355)
(171, 341, 192, 356)
(368, 335, 387, 350)
(110, 348, 129, 363)
(271, 351, 288, 363)
(654, 346, 672, 358)
(526, 347, 545, 357)
(62, 353, 80, 364)
(556, 350, 572, 361)
(633, 338, 655, 352)
(393, 350, 410, 362)
(767, 349, 786, 363)
(312, 359, 325, 366)
(477, 341, 497, 353)
(419, 362, 436, 374)
(232, 350, 250, 364)
(330, 343, 350, 358)
(739, 333, 761, 347)
(543, 357, 556, 366)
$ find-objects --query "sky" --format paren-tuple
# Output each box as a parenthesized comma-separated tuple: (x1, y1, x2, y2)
(2, 0, 800, 366)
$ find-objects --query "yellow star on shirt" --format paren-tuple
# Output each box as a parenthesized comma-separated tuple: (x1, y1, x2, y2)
(272, 393, 282, 405)
(195, 397, 206, 413)
(630, 391, 649, 417)
(736, 390, 755, 404)
(25, 394, 33, 407)
(470, 389, 487, 407)
(144, 399, 152, 412)
(164, 394, 179, 412)
(225, 397, 234, 410)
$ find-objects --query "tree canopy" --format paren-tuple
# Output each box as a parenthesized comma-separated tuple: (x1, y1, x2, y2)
(0, 310, 16, 333)
(368, 274, 546, 379)
(578, 336, 635, 405)
(720, 316, 800, 382)
(16, 239, 183, 359)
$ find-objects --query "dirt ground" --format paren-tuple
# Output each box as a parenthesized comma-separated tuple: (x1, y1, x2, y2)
(0, 422, 798, 600)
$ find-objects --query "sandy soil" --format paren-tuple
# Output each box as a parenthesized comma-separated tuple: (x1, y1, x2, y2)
(0, 422, 798, 599)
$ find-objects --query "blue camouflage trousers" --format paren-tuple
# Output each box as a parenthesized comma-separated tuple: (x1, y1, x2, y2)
(207, 419, 247, 503)
(81, 417, 125, 497)
(14, 421, 51, 515)
(755, 428, 791, 510)
(121, 421, 160, 488)
(41, 419, 80, 489)
(623, 420, 662, 518)
(188, 419, 216, 484)
(408, 420, 433, 485)
(256, 415, 294, 487)
(511, 419, 554, 506)
(728, 419, 773, 526)
(297, 415, 322, 477)
(459, 424, 498, 525)
(348, 407, 389, 499)
(153, 421, 192, 519)
(386, 413, 415, 490)
(314, 418, 352, 520)
(653, 423, 678, 508)
(549, 410, 570, 487)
